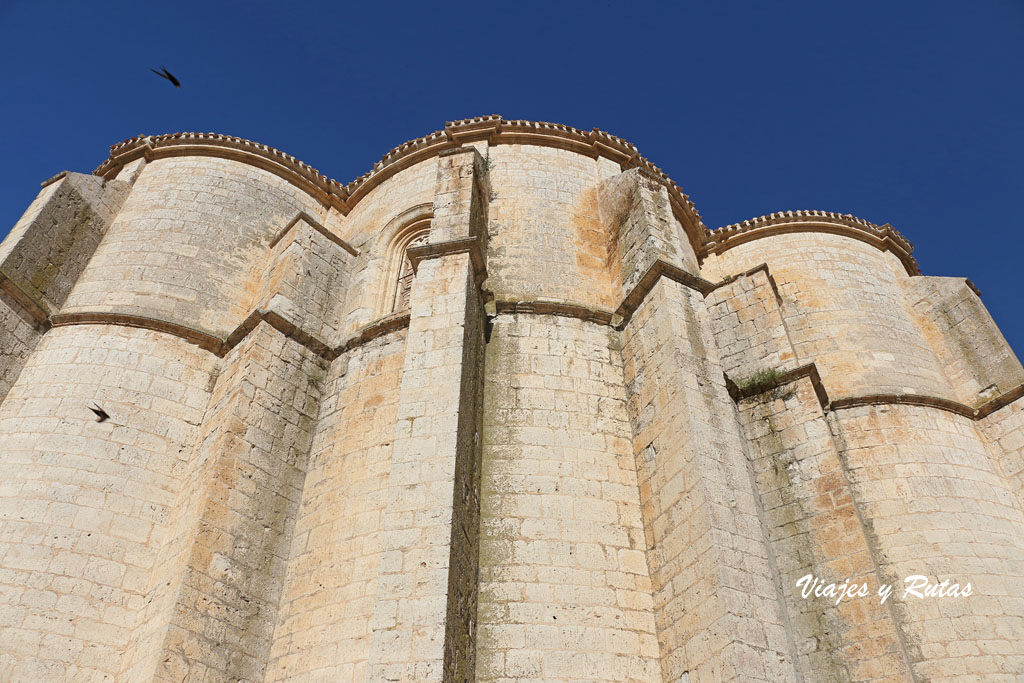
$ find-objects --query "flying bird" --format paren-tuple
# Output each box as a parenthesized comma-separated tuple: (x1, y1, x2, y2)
(151, 66, 181, 88)
(89, 404, 110, 423)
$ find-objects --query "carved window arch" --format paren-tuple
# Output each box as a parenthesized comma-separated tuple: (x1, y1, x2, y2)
(393, 228, 430, 312)
(378, 217, 431, 315)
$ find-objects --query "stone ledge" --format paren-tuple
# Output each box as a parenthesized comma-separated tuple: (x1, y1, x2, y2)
(723, 359, 1024, 422)
(976, 384, 1024, 418)
(726, 363, 829, 406)
(829, 389, 1024, 420)
(50, 312, 223, 353)
(829, 393, 977, 418)
(492, 299, 615, 326)
(706, 262, 783, 303)
(336, 311, 411, 356)
(492, 260, 783, 331)
(269, 212, 359, 256)
(614, 259, 716, 329)
(40, 170, 69, 188)
(406, 236, 487, 285)
(48, 308, 412, 362)
(224, 309, 333, 359)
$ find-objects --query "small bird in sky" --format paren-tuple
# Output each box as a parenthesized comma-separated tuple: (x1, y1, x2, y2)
(151, 66, 181, 88)
(89, 404, 110, 423)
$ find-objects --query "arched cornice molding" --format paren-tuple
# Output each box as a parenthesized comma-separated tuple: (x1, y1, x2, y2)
(703, 210, 919, 275)
(92, 126, 921, 272)
(93, 132, 346, 209)
(92, 116, 707, 252)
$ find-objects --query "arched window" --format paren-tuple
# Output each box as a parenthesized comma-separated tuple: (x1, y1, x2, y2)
(370, 205, 433, 319)
(393, 230, 430, 312)
(376, 218, 430, 315)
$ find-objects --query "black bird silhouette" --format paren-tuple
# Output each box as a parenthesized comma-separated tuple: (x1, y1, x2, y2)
(89, 404, 110, 423)
(151, 66, 181, 88)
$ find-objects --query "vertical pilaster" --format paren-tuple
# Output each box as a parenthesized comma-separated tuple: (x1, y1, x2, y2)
(599, 168, 697, 294)
(149, 324, 325, 683)
(736, 375, 914, 682)
(622, 280, 798, 682)
(614, 176, 798, 682)
(139, 223, 349, 683)
(368, 148, 487, 682)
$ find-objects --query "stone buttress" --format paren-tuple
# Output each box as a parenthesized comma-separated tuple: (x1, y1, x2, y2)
(0, 118, 1022, 682)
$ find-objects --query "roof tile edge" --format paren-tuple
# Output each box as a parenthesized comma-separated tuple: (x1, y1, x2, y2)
(705, 210, 919, 275)
(92, 121, 917, 272)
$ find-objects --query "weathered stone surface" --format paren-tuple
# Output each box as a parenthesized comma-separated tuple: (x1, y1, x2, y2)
(1, 117, 1022, 682)
(0, 173, 129, 403)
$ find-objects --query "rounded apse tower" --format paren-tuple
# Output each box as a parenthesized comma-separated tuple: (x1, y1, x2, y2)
(0, 116, 1022, 682)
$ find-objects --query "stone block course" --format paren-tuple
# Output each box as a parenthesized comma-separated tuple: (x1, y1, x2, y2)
(2, 118, 1023, 682)
(477, 313, 661, 682)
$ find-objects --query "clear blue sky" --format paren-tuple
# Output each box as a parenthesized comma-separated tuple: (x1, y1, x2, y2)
(1, 1, 1021, 354)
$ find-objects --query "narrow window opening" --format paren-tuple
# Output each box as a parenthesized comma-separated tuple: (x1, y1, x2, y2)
(391, 230, 429, 313)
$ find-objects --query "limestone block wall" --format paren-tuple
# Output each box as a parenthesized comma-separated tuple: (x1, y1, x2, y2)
(477, 313, 661, 682)
(706, 266, 799, 381)
(266, 331, 406, 681)
(62, 156, 326, 338)
(0, 288, 44, 402)
(830, 405, 1024, 680)
(600, 169, 699, 294)
(904, 276, 1024, 406)
(980, 402, 1024, 510)
(485, 144, 620, 311)
(703, 231, 954, 400)
(2, 117, 1023, 682)
(0, 325, 217, 682)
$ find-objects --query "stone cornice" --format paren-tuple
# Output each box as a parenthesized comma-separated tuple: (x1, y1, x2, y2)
(345, 117, 707, 247)
(92, 127, 927, 274)
(829, 393, 976, 418)
(50, 312, 225, 353)
(93, 133, 347, 209)
(92, 116, 707, 251)
(492, 299, 615, 327)
(49, 308, 411, 361)
(704, 210, 919, 275)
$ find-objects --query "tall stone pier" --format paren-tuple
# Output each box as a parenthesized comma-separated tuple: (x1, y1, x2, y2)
(1, 117, 1022, 682)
